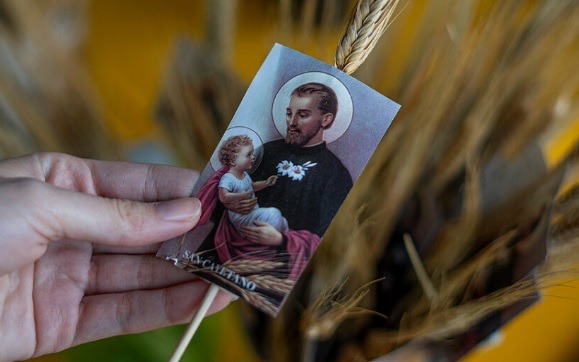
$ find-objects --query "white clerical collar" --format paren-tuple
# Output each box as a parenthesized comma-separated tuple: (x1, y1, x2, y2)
(303, 141, 325, 148)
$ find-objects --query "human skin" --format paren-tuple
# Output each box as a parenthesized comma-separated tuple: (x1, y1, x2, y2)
(285, 94, 334, 147)
(0, 152, 230, 361)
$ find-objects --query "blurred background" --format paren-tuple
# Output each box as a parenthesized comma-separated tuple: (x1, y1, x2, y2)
(1, 0, 577, 361)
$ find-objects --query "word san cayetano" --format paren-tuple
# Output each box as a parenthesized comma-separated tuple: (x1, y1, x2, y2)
(180, 250, 257, 291)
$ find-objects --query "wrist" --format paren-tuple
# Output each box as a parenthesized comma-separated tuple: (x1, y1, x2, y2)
(278, 232, 286, 248)
(275, 231, 287, 249)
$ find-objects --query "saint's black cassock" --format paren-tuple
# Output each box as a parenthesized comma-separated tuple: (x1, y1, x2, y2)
(252, 139, 353, 238)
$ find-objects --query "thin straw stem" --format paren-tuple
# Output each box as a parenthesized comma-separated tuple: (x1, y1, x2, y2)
(403, 233, 438, 302)
(168, 284, 220, 362)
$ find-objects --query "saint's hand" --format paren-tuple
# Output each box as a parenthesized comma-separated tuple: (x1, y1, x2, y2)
(240, 221, 283, 246)
(0, 153, 230, 361)
(222, 190, 257, 214)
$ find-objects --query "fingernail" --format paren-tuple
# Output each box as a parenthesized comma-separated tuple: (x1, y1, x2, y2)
(156, 198, 201, 222)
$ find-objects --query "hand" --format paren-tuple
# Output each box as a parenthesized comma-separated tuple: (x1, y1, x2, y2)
(222, 190, 257, 215)
(0, 153, 230, 361)
(265, 175, 278, 187)
(240, 221, 283, 246)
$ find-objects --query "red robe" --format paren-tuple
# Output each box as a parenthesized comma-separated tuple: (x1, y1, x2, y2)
(196, 166, 320, 280)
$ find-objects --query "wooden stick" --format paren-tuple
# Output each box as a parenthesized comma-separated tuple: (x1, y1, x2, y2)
(168, 284, 220, 362)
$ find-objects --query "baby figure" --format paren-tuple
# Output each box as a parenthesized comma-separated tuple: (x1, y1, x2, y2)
(217, 134, 289, 233)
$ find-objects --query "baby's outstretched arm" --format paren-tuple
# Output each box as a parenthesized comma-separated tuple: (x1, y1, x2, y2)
(253, 175, 277, 191)
(218, 187, 250, 204)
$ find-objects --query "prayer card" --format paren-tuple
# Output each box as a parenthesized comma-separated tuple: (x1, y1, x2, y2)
(157, 44, 400, 316)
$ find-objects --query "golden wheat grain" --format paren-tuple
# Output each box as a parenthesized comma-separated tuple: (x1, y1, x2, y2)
(242, 291, 278, 316)
(335, 0, 400, 75)
(249, 274, 294, 294)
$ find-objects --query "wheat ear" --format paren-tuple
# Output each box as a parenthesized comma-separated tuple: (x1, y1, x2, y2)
(335, 0, 400, 75)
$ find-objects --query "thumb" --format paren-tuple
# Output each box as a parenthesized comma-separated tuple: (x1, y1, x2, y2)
(0, 178, 200, 275)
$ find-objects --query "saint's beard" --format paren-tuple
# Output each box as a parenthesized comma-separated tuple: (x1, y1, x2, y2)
(285, 127, 319, 147)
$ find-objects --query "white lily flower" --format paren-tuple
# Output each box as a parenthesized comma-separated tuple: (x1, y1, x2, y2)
(289, 165, 306, 181)
(276, 160, 294, 176)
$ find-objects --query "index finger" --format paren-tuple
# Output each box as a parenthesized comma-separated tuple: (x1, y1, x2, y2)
(0, 152, 197, 202)
(87, 158, 198, 202)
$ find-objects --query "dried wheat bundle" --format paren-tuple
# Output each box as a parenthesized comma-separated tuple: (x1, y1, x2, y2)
(0, 0, 118, 159)
(274, 0, 578, 360)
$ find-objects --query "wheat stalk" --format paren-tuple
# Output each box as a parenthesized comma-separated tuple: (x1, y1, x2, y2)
(406, 229, 517, 318)
(403, 233, 438, 303)
(301, 279, 384, 341)
(426, 158, 482, 275)
(363, 276, 559, 359)
(335, 0, 400, 74)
